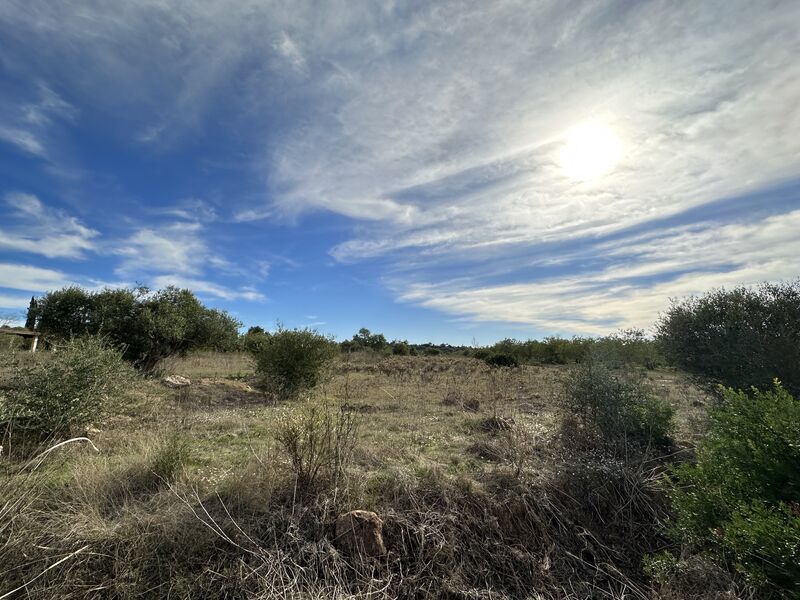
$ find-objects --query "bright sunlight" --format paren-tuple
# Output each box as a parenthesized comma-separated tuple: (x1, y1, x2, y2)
(558, 121, 623, 181)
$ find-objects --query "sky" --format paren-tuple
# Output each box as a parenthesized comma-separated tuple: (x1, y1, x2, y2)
(1, 0, 799, 345)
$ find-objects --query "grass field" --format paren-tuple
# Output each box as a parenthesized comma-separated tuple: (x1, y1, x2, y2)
(138, 352, 707, 482)
(1, 350, 713, 599)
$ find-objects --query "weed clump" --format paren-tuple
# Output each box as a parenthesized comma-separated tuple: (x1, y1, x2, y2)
(250, 327, 338, 400)
(150, 435, 190, 484)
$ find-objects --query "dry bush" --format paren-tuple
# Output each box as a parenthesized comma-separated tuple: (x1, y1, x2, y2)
(0, 438, 100, 599)
(466, 423, 531, 477)
(463, 397, 481, 412)
(275, 402, 360, 493)
(441, 389, 463, 407)
(442, 389, 480, 412)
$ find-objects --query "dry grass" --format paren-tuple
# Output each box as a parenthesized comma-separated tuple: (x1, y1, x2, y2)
(160, 350, 255, 379)
(0, 351, 713, 599)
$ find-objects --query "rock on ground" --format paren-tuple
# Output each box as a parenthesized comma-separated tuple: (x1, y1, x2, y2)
(162, 375, 191, 388)
(334, 510, 386, 557)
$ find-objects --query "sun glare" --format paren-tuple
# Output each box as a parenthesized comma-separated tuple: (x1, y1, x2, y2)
(558, 121, 623, 181)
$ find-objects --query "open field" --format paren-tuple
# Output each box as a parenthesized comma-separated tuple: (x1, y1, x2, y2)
(1, 350, 714, 599)
(153, 352, 709, 479)
(41, 350, 708, 489)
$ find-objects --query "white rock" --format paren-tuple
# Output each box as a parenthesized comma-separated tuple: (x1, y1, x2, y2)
(162, 375, 191, 388)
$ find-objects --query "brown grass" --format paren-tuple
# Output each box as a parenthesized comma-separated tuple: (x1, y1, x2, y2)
(0, 351, 714, 599)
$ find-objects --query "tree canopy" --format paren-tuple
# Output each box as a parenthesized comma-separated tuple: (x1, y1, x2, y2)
(29, 285, 241, 370)
(656, 281, 800, 395)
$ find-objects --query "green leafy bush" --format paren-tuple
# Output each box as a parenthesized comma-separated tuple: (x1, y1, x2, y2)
(656, 281, 800, 395)
(565, 357, 674, 448)
(240, 326, 271, 354)
(483, 353, 519, 368)
(666, 382, 800, 593)
(391, 340, 411, 355)
(2, 337, 135, 438)
(591, 328, 664, 369)
(250, 328, 338, 399)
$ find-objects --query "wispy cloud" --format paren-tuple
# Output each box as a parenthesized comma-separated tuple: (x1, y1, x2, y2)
(113, 222, 266, 302)
(0, 262, 96, 313)
(0, 297, 31, 327)
(0, 127, 46, 156)
(0, 83, 75, 158)
(399, 209, 800, 335)
(151, 198, 219, 223)
(0, 193, 98, 259)
(115, 222, 208, 276)
(255, 2, 799, 242)
(274, 31, 307, 75)
(7, 2, 796, 237)
(0, 262, 71, 292)
(151, 275, 265, 302)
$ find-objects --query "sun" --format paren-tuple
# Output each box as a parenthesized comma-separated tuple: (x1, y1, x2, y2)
(558, 121, 623, 181)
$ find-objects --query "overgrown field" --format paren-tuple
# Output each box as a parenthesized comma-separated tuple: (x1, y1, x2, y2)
(1, 351, 716, 599)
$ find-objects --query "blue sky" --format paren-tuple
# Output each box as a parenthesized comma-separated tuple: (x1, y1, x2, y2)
(1, 1, 799, 344)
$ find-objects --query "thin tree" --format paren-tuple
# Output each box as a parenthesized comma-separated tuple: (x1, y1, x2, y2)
(24, 296, 38, 330)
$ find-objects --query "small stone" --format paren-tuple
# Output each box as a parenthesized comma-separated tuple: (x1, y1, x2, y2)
(334, 510, 386, 557)
(162, 375, 191, 388)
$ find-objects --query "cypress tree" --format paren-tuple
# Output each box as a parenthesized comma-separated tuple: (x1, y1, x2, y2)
(24, 296, 37, 330)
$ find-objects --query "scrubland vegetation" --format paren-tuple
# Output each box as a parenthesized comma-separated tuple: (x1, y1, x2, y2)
(1, 281, 799, 599)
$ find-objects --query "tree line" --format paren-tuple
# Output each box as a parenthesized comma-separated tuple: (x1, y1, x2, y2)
(26, 286, 240, 371)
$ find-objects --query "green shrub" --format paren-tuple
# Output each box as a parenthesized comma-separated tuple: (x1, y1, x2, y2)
(485, 334, 661, 368)
(391, 340, 411, 355)
(483, 353, 519, 368)
(241, 326, 271, 354)
(2, 337, 135, 438)
(564, 357, 674, 448)
(656, 281, 800, 395)
(542, 336, 590, 364)
(665, 382, 800, 593)
(472, 348, 491, 360)
(250, 328, 338, 399)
